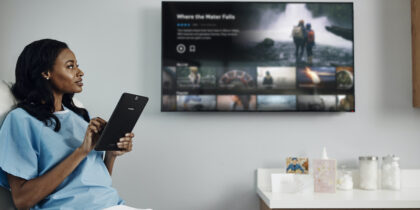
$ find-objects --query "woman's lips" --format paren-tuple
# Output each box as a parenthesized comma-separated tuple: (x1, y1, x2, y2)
(76, 81, 83, 86)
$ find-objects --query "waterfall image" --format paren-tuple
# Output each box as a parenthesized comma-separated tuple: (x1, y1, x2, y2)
(234, 3, 353, 67)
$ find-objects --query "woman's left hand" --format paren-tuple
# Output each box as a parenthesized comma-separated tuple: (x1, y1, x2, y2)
(107, 133, 134, 157)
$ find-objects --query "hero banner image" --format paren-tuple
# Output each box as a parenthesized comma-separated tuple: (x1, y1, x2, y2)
(162, 2, 354, 112)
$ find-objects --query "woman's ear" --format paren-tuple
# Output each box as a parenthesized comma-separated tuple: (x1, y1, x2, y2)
(41, 71, 51, 80)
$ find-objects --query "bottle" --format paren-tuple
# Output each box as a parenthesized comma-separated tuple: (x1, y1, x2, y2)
(381, 155, 401, 190)
(359, 156, 379, 190)
(313, 147, 336, 193)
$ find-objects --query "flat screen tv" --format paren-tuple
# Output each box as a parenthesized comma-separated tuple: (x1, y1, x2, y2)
(162, 2, 354, 112)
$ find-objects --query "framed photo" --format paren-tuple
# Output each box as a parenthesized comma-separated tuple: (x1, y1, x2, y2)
(286, 157, 309, 174)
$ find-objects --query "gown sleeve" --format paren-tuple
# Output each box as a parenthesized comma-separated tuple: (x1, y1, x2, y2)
(0, 109, 39, 190)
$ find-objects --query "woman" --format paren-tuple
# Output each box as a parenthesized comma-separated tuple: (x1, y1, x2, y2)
(0, 39, 139, 209)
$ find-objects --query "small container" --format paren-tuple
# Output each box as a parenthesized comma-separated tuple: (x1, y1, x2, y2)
(359, 156, 379, 190)
(381, 155, 401, 190)
(337, 165, 353, 191)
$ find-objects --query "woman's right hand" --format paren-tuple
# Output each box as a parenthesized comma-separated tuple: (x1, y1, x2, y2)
(79, 117, 107, 155)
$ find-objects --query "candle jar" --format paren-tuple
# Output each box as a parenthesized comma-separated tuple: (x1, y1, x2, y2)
(381, 155, 401, 190)
(359, 156, 378, 190)
(337, 168, 353, 190)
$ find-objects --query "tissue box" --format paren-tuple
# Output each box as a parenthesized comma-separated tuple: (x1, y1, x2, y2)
(271, 173, 314, 193)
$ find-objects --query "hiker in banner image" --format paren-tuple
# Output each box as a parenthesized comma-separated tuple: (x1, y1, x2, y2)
(306, 23, 315, 65)
(292, 20, 306, 62)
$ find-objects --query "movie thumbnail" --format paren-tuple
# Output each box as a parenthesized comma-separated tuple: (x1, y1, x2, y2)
(217, 95, 257, 111)
(218, 67, 257, 89)
(336, 67, 354, 90)
(298, 95, 336, 111)
(162, 66, 176, 93)
(177, 95, 216, 111)
(257, 95, 296, 111)
(176, 65, 217, 89)
(162, 95, 177, 111)
(337, 95, 355, 111)
(257, 67, 296, 89)
(297, 67, 336, 89)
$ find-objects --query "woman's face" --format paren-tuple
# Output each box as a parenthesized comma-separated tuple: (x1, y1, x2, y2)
(46, 48, 84, 94)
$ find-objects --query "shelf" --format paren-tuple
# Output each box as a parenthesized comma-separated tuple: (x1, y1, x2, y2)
(257, 168, 420, 209)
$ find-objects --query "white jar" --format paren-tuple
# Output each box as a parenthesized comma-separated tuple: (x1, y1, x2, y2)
(381, 155, 401, 190)
(337, 170, 353, 190)
(359, 156, 378, 190)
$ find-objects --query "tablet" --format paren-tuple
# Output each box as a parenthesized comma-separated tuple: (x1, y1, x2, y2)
(95, 93, 149, 151)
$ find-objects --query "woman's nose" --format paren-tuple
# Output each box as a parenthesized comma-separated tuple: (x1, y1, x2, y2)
(78, 68, 84, 77)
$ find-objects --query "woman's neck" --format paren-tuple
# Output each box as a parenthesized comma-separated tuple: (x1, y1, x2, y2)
(53, 91, 64, 112)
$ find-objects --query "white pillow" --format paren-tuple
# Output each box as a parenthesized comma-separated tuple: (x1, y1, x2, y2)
(72, 97, 84, 108)
(0, 80, 17, 126)
(0, 80, 84, 127)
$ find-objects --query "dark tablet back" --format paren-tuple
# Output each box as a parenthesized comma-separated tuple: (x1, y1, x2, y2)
(95, 93, 148, 151)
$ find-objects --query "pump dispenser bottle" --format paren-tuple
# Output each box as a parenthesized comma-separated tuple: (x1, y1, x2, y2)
(313, 147, 337, 193)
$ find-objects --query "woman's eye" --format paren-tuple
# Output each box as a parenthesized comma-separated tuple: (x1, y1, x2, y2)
(67, 64, 79, 69)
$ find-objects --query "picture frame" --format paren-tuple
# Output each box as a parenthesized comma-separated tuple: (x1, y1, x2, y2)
(286, 157, 309, 174)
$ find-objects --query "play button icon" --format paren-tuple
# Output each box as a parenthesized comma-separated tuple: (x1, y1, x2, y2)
(176, 44, 186, 54)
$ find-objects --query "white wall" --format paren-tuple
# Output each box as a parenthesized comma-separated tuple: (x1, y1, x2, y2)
(0, 0, 417, 209)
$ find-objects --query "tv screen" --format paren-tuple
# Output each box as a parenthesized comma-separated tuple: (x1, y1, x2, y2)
(162, 2, 354, 112)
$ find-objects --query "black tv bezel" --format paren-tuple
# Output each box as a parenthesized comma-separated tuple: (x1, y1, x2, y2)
(161, 1, 355, 113)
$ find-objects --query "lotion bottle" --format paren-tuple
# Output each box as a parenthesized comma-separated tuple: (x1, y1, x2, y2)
(313, 147, 337, 193)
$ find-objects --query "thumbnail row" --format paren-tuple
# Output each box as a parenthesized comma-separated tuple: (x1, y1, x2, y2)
(162, 94, 355, 111)
(163, 65, 354, 91)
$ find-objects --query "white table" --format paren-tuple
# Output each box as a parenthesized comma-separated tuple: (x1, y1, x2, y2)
(257, 168, 420, 209)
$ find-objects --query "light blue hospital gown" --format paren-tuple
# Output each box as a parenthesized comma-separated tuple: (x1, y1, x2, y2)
(0, 106, 124, 209)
